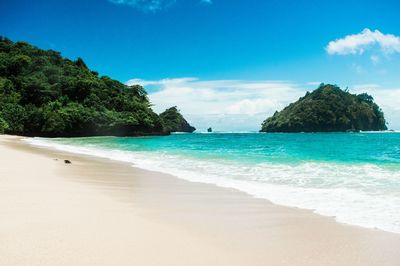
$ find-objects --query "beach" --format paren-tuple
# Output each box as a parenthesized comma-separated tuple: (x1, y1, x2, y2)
(1, 135, 400, 266)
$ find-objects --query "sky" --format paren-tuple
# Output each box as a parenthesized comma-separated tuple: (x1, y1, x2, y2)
(1, 0, 400, 131)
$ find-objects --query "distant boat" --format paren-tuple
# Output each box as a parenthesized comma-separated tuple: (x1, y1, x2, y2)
(207, 127, 212, 133)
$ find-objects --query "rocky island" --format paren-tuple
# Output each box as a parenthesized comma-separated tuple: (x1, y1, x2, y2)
(260, 84, 387, 133)
(159, 106, 196, 133)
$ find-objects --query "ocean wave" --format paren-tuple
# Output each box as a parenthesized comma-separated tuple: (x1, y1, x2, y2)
(25, 137, 400, 234)
(360, 130, 400, 133)
(195, 131, 260, 134)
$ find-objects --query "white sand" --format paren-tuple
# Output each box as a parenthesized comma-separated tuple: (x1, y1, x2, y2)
(1, 135, 400, 265)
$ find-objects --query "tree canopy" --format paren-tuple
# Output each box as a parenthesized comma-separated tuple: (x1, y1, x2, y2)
(0, 37, 170, 137)
(260, 84, 387, 132)
(159, 106, 196, 133)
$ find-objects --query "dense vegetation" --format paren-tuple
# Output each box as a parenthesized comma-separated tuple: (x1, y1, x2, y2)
(261, 84, 387, 132)
(0, 37, 169, 137)
(159, 106, 196, 133)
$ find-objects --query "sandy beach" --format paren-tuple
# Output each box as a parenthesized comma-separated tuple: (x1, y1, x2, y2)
(1, 135, 400, 266)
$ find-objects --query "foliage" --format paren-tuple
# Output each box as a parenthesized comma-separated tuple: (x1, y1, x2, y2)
(0, 115, 8, 133)
(0, 37, 167, 137)
(260, 84, 387, 132)
(159, 106, 196, 133)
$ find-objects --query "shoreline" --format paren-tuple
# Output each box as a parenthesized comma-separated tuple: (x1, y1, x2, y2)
(1, 135, 400, 265)
(23, 134, 400, 235)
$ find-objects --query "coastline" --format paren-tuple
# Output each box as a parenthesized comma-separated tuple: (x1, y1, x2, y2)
(1, 135, 400, 265)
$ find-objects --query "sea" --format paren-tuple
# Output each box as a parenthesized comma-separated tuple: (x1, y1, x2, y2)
(26, 132, 400, 234)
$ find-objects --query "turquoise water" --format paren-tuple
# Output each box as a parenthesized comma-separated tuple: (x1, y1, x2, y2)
(28, 132, 400, 233)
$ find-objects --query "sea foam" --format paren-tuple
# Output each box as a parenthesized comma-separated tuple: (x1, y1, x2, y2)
(25, 137, 400, 234)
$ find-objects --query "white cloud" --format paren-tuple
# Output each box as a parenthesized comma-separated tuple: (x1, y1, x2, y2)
(126, 78, 400, 131)
(127, 78, 306, 131)
(370, 55, 380, 64)
(108, 0, 211, 12)
(109, 0, 176, 12)
(225, 98, 282, 115)
(326, 28, 400, 56)
(127, 77, 197, 86)
(306, 81, 322, 86)
(352, 63, 364, 74)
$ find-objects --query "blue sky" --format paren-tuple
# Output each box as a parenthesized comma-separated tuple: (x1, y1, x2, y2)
(2, 0, 400, 130)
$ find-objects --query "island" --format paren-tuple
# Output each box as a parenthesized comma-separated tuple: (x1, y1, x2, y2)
(159, 106, 195, 133)
(260, 84, 387, 132)
(0, 37, 192, 137)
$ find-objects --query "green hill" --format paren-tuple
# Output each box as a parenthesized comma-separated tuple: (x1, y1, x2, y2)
(160, 106, 196, 133)
(0, 37, 168, 137)
(260, 84, 387, 132)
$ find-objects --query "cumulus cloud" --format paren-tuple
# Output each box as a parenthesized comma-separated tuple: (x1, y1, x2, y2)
(126, 78, 400, 131)
(108, 0, 211, 12)
(127, 78, 306, 131)
(326, 28, 400, 56)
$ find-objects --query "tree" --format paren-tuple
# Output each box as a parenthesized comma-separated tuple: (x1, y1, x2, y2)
(0, 38, 170, 137)
(260, 84, 387, 132)
(0, 115, 9, 133)
(160, 106, 196, 133)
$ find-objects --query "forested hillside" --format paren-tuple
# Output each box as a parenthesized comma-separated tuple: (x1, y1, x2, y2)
(0, 37, 166, 136)
(261, 84, 387, 132)
(160, 106, 196, 133)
